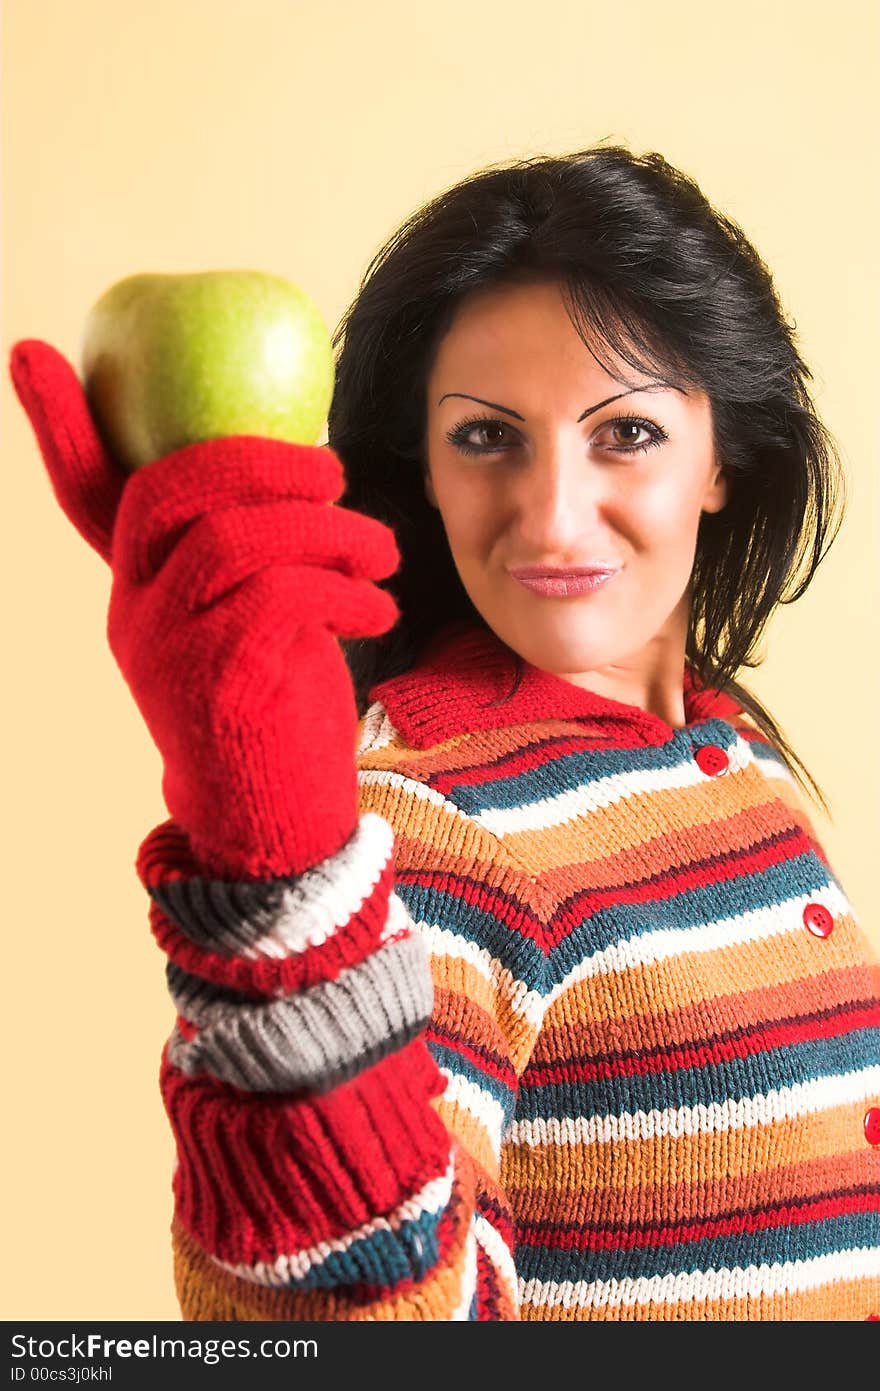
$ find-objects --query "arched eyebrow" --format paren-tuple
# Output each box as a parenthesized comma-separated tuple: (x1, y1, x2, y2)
(437, 383, 687, 421)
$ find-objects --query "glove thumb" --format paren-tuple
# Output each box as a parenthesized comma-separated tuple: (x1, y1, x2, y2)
(9, 338, 126, 564)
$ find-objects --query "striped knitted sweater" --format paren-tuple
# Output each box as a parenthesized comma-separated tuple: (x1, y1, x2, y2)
(141, 619, 880, 1321)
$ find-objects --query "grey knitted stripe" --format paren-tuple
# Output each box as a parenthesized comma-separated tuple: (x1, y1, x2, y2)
(166, 959, 258, 1012)
(165, 930, 434, 1094)
(151, 873, 287, 957)
(149, 811, 393, 960)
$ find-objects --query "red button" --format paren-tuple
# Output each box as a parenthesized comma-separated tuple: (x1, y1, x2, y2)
(695, 744, 729, 776)
(865, 1107, 880, 1145)
(803, 903, 834, 938)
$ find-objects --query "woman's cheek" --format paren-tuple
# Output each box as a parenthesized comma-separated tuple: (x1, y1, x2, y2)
(452, 493, 501, 559)
(630, 477, 702, 558)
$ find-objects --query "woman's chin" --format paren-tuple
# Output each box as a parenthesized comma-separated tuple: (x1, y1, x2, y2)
(495, 614, 617, 676)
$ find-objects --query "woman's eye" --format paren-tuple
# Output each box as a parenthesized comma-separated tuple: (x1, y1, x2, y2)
(610, 421, 647, 447)
(446, 418, 515, 455)
(470, 422, 509, 448)
(445, 413, 667, 458)
(597, 417, 666, 453)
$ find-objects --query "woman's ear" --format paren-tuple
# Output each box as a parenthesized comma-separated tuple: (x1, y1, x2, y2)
(424, 468, 438, 508)
(702, 459, 730, 515)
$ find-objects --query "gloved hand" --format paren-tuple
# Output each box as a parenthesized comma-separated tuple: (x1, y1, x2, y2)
(10, 339, 400, 881)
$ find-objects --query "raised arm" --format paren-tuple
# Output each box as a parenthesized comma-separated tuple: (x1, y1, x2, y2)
(10, 339, 528, 1320)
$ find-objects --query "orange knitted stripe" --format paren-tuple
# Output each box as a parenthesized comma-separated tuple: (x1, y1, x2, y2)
(497, 773, 778, 872)
(533, 964, 880, 1060)
(541, 925, 873, 1029)
(501, 1101, 873, 1192)
(507, 1147, 878, 1226)
(533, 797, 806, 890)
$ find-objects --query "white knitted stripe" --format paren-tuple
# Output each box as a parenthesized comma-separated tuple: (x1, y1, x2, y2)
(358, 766, 476, 821)
(355, 702, 399, 757)
(213, 1153, 456, 1288)
(507, 1064, 880, 1148)
(378, 890, 415, 944)
(246, 812, 396, 959)
(438, 1069, 507, 1155)
(519, 1245, 880, 1311)
(473, 1211, 520, 1313)
(542, 880, 853, 1010)
(451, 1226, 480, 1321)
(472, 735, 755, 838)
(751, 747, 798, 785)
(414, 921, 546, 1032)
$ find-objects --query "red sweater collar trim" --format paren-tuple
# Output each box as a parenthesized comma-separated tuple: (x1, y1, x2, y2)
(369, 620, 745, 751)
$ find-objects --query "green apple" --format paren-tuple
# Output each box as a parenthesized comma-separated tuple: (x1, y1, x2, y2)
(81, 269, 335, 471)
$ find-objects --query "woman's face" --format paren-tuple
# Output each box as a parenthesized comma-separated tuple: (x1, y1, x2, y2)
(423, 279, 729, 683)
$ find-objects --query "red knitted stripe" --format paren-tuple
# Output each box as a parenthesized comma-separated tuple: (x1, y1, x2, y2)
(146, 849, 397, 996)
(518, 1188, 880, 1252)
(475, 1239, 501, 1319)
(425, 1022, 519, 1091)
(161, 1035, 450, 1265)
(427, 732, 631, 796)
(545, 825, 814, 949)
(397, 867, 547, 951)
(476, 1191, 516, 1252)
(522, 1001, 880, 1085)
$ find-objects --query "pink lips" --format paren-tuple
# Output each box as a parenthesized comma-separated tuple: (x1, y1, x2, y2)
(508, 566, 620, 598)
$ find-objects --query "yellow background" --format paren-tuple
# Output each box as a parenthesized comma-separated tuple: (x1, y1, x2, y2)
(3, 0, 877, 1320)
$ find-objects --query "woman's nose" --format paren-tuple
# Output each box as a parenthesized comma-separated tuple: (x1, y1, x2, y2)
(511, 447, 601, 555)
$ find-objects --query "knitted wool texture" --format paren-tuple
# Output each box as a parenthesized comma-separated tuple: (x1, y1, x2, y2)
(8, 338, 401, 881)
(142, 620, 880, 1321)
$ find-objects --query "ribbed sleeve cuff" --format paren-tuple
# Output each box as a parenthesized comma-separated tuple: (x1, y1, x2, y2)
(165, 920, 434, 1093)
(139, 812, 398, 996)
(161, 1033, 451, 1271)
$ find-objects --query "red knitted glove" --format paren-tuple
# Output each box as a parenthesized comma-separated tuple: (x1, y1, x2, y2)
(10, 339, 400, 880)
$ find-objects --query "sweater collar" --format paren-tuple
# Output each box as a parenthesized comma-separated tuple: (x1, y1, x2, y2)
(369, 619, 745, 751)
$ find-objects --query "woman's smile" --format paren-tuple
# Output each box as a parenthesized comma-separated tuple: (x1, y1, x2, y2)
(507, 567, 621, 597)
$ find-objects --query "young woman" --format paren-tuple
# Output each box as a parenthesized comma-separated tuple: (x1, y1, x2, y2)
(12, 145, 880, 1321)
